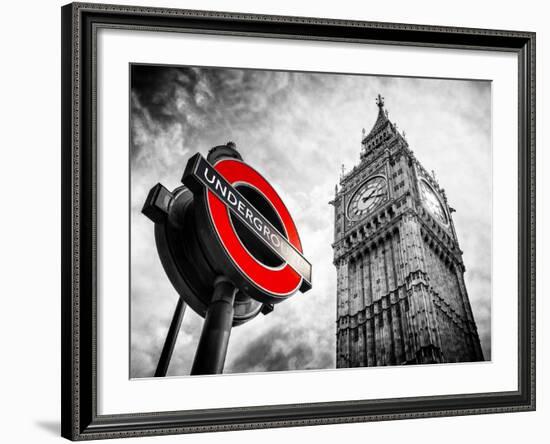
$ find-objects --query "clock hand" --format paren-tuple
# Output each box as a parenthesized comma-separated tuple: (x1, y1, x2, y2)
(362, 192, 385, 202)
(361, 188, 378, 202)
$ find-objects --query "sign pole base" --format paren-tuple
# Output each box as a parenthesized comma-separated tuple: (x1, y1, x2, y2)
(154, 297, 187, 377)
(190, 277, 237, 375)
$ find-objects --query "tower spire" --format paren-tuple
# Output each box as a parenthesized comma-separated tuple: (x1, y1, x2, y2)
(362, 94, 390, 146)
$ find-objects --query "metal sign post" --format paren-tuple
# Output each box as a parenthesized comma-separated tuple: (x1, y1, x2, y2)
(191, 277, 237, 375)
(154, 297, 186, 377)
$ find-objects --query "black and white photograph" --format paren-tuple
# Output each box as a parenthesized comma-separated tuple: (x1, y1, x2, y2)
(130, 64, 491, 377)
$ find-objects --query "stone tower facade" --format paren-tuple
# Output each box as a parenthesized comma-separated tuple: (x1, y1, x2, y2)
(331, 95, 484, 368)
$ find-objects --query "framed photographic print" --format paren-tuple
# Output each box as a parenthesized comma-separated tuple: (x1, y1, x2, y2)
(61, 2, 536, 440)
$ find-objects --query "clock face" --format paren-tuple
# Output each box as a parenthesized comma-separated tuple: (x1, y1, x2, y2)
(419, 179, 448, 225)
(347, 176, 388, 221)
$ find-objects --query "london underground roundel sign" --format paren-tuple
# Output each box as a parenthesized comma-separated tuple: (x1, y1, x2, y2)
(183, 153, 312, 304)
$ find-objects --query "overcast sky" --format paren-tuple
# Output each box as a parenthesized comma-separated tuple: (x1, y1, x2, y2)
(130, 64, 491, 378)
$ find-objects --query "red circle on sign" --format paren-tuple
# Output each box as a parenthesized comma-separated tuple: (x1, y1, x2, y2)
(206, 159, 303, 297)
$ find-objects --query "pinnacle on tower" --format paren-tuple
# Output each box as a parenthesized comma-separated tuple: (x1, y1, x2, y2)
(362, 94, 390, 146)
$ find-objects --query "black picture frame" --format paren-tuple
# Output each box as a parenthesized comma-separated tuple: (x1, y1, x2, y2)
(61, 2, 536, 440)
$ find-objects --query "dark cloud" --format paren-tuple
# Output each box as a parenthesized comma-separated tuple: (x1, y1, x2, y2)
(227, 324, 333, 373)
(130, 64, 492, 377)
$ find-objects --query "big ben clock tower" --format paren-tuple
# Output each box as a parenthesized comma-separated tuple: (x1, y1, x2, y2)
(331, 95, 484, 367)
